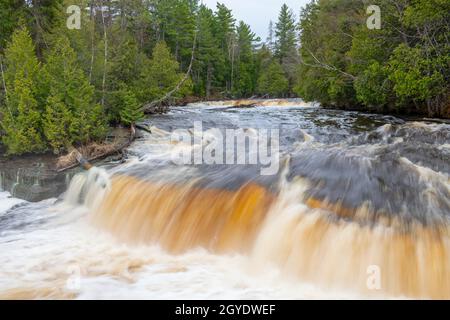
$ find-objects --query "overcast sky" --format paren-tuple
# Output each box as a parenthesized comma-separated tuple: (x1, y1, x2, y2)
(201, 0, 310, 41)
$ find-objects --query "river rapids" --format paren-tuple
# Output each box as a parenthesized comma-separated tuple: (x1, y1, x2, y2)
(0, 100, 449, 299)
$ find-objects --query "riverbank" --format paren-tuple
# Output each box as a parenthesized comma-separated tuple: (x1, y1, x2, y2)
(0, 127, 130, 201)
(0, 153, 76, 202)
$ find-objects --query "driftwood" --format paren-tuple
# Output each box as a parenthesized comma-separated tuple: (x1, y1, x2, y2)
(0, 56, 7, 103)
(412, 118, 450, 124)
(135, 123, 152, 134)
(56, 125, 136, 172)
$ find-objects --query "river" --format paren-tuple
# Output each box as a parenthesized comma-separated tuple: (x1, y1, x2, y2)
(0, 100, 449, 299)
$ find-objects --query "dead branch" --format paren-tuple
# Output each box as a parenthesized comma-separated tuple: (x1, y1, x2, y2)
(302, 48, 356, 80)
(56, 125, 136, 172)
(0, 56, 7, 103)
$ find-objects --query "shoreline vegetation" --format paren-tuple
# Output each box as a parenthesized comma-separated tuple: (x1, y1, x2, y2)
(0, 0, 449, 161)
(1, 97, 448, 161)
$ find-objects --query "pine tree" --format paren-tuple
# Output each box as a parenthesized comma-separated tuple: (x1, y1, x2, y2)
(255, 44, 273, 90)
(214, 3, 236, 94)
(274, 4, 297, 61)
(234, 21, 259, 97)
(257, 60, 289, 98)
(119, 88, 144, 126)
(108, 35, 149, 122)
(274, 4, 299, 94)
(137, 41, 192, 103)
(42, 94, 73, 153)
(156, 0, 197, 69)
(0, 0, 25, 50)
(42, 35, 107, 153)
(26, 0, 65, 57)
(1, 26, 46, 155)
(193, 5, 223, 98)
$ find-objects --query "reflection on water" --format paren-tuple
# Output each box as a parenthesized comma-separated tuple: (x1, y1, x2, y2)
(0, 101, 449, 299)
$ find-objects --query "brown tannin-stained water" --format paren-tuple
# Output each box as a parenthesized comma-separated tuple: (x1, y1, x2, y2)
(0, 100, 449, 299)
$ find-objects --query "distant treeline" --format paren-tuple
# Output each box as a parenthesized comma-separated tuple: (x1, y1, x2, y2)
(297, 0, 449, 118)
(0, 0, 449, 155)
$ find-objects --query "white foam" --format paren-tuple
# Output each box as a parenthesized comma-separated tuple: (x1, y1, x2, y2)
(0, 209, 364, 299)
(0, 191, 26, 215)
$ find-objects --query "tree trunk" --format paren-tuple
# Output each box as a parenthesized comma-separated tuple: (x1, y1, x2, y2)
(100, 1, 108, 108)
(206, 63, 212, 99)
(89, 1, 96, 84)
(0, 56, 7, 103)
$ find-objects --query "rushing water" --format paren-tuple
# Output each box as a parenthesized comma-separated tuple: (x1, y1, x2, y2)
(0, 100, 449, 299)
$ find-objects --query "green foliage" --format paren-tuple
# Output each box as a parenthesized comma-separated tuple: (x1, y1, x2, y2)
(42, 94, 73, 154)
(354, 61, 391, 107)
(1, 80, 46, 155)
(193, 5, 223, 97)
(137, 41, 192, 103)
(274, 4, 297, 61)
(388, 44, 446, 104)
(107, 36, 149, 123)
(26, 0, 65, 57)
(296, 0, 361, 107)
(296, 0, 450, 116)
(119, 89, 144, 126)
(274, 4, 299, 94)
(41, 36, 107, 153)
(213, 3, 236, 93)
(233, 21, 260, 97)
(257, 60, 289, 97)
(156, 0, 197, 68)
(2, 0, 448, 155)
(1, 27, 46, 155)
(0, 0, 25, 50)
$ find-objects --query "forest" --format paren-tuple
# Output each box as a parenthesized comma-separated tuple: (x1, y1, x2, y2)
(0, 0, 449, 155)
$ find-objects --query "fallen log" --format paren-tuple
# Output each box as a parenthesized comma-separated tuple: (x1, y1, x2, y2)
(56, 125, 136, 173)
(135, 124, 152, 134)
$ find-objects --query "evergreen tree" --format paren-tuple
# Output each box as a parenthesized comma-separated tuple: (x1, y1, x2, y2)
(214, 3, 236, 93)
(26, 0, 65, 57)
(274, 4, 299, 94)
(42, 36, 106, 153)
(137, 41, 192, 103)
(156, 0, 197, 69)
(274, 4, 297, 61)
(119, 88, 144, 126)
(255, 44, 273, 90)
(1, 26, 46, 155)
(107, 35, 149, 122)
(257, 60, 289, 98)
(193, 5, 223, 98)
(234, 21, 259, 97)
(0, 0, 25, 50)
(295, 0, 362, 107)
(296, 0, 449, 117)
